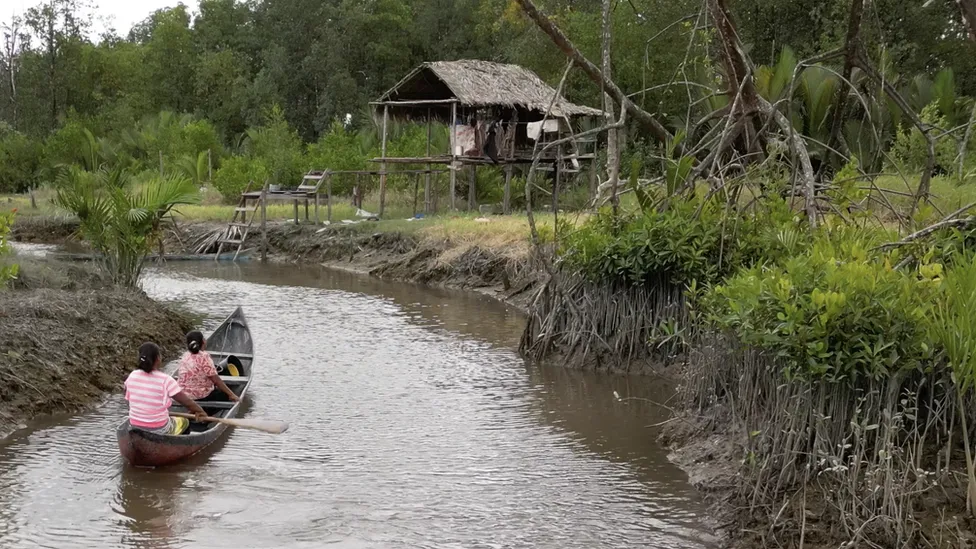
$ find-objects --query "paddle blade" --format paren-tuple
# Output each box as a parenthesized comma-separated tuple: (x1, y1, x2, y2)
(219, 417, 289, 434)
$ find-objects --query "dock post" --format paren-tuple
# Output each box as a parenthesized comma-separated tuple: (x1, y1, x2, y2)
(327, 172, 333, 223)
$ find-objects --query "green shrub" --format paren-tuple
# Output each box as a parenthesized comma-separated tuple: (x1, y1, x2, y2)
(0, 211, 18, 286)
(0, 130, 43, 193)
(244, 105, 305, 187)
(560, 196, 804, 289)
(705, 228, 938, 381)
(213, 156, 269, 201)
(176, 119, 223, 162)
(890, 103, 957, 172)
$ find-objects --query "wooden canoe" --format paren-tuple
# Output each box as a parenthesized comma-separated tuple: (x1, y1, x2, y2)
(116, 306, 254, 467)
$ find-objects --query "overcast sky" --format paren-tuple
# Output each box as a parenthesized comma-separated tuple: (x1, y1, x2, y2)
(4, 0, 200, 38)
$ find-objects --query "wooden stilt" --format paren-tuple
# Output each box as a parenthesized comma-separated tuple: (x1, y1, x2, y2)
(426, 108, 432, 214)
(553, 146, 561, 244)
(327, 173, 333, 223)
(260, 182, 268, 263)
(450, 102, 457, 211)
(503, 164, 512, 215)
(468, 164, 477, 211)
(379, 104, 389, 218)
(413, 172, 420, 217)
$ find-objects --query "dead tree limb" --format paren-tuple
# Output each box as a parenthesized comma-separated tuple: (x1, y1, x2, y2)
(854, 52, 936, 214)
(702, 0, 819, 226)
(876, 205, 976, 250)
(514, 0, 672, 144)
(822, 0, 865, 173)
(759, 96, 820, 227)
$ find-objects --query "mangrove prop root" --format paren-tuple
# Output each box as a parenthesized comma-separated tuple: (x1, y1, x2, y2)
(682, 337, 974, 548)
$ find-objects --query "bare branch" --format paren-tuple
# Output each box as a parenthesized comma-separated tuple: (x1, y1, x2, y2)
(822, 0, 865, 172)
(526, 59, 574, 246)
(854, 51, 936, 213)
(514, 0, 673, 144)
(876, 203, 976, 250)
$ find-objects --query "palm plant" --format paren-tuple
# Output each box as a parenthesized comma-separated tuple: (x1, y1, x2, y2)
(54, 166, 200, 287)
(174, 150, 210, 187)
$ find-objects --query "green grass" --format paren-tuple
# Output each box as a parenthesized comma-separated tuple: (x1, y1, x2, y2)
(6, 174, 974, 248)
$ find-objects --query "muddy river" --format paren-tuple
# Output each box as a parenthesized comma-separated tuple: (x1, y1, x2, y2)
(0, 256, 716, 548)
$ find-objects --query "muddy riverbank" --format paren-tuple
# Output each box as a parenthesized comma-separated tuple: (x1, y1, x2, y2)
(12, 216, 547, 312)
(0, 254, 192, 439)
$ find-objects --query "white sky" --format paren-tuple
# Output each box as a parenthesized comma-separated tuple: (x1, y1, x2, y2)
(4, 0, 200, 39)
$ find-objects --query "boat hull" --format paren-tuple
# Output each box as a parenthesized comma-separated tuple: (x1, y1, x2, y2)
(117, 422, 228, 467)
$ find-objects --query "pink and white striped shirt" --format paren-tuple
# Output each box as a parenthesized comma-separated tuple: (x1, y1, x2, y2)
(124, 370, 182, 428)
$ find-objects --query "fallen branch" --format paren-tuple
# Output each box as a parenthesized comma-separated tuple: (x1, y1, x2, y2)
(876, 203, 976, 250)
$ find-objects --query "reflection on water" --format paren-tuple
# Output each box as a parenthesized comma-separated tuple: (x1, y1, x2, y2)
(0, 259, 716, 548)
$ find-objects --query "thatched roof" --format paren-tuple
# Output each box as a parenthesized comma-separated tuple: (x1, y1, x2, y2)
(377, 60, 603, 119)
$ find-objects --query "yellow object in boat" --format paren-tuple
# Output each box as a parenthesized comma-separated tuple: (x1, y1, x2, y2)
(226, 363, 240, 377)
(171, 416, 190, 435)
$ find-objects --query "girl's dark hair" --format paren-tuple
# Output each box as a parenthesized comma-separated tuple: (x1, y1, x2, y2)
(186, 331, 204, 354)
(138, 342, 161, 373)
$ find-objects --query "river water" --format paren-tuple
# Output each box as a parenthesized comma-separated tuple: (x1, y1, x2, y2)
(0, 254, 716, 548)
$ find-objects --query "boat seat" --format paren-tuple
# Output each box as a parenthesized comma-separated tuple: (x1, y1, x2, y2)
(171, 401, 235, 412)
(220, 376, 249, 385)
(211, 352, 253, 359)
(199, 401, 236, 410)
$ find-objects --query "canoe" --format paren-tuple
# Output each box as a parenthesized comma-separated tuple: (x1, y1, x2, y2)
(116, 306, 254, 467)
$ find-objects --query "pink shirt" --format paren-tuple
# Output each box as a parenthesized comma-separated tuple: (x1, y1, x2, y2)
(176, 352, 218, 400)
(125, 370, 182, 428)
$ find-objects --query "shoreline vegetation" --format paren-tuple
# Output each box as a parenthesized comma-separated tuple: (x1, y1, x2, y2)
(10, 186, 976, 547)
(6, 0, 976, 546)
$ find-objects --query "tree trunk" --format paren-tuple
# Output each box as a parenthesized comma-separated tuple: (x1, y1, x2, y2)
(823, 0, 865, 172)
(956, 0, 976, 41)
(705, 0, 818, 226)
(47, 9, 56, 129)
(602, 0, 621, 214)
(2, 21, 19, 130)
(514, 0, 672, 145)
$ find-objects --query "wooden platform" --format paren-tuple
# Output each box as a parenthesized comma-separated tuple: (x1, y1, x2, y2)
(370, 154, 595, 166)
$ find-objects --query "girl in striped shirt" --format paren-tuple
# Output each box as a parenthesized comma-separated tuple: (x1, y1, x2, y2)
(125, 342, 207, 434)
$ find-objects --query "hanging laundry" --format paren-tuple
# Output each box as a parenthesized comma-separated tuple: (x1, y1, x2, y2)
(526, 119, 560, 141)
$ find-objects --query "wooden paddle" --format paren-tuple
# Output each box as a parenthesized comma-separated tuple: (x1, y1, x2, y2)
(170, 412, 289, 434)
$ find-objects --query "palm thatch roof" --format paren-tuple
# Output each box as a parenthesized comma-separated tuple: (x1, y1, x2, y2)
(377, 60, 602, 119)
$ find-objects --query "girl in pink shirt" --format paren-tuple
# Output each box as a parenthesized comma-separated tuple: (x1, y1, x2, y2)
(176, 331, 240, 402)
(125, 342, 206, 434)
